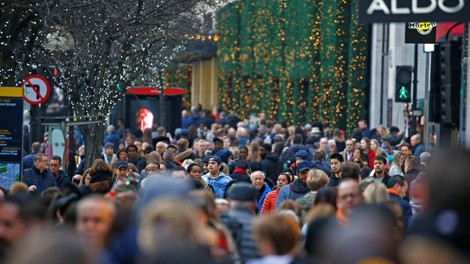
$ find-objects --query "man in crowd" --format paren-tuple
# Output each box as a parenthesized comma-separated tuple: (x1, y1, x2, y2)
(221, 183, 260, 263)
(369, 155, 390, 185)
(410, 134, 425, 158)
(328, 153, 344, 187)
(23, 153, 57, 193)
(340, 139, 355, 162)
(48, 155, 70, 190)
(22, 142, 41, 170)
(276, 160, 312, 210)
(386, 175, 412, 228)
(336, 179, 364, 223)
(202, 156, 232, 198)
(400, 143, 412, 158)
(101, 142, 116, 165)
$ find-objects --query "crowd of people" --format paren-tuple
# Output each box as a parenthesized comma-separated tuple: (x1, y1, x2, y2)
(0, 110, 469, 264)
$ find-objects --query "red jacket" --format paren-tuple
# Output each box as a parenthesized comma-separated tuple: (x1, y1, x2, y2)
(261, 189, 279, 214)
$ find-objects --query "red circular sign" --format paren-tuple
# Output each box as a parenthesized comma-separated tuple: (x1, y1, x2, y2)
(22, 74, 51, 105)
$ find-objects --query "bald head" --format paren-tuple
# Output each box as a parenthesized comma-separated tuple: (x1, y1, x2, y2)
(337, 179, 364, 216)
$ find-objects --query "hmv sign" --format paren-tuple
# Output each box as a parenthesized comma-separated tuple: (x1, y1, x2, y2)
(358, 0, 470, 23)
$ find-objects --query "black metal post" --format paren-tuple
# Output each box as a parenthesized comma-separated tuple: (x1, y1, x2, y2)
(412, 43, 419, 132)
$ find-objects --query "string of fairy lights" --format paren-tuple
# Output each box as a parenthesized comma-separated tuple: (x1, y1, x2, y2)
(215, 0, 368, 134)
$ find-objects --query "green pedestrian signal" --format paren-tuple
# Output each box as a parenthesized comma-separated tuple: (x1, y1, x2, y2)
(395, 66, 412, 103)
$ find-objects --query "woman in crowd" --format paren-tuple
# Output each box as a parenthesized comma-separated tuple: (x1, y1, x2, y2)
(261, 172, 291, 214)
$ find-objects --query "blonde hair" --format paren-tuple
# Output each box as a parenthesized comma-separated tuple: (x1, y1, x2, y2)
(253, 214, 300, 255)
(306, 169, 329, 191)
(138, 198, 198, 254)
(363, 182, 390, 204)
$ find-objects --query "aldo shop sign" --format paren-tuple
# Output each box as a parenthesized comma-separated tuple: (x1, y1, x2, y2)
(358, 0, 470, 23)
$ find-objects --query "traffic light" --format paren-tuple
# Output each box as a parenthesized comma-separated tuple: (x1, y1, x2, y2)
(395, 66, 412, 103)
(429, 40, 462, 126)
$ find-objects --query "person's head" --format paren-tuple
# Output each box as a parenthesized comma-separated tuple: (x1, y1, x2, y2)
(360, 138, 370, 150)
(177, 139, 189, 152)
(306, 169, 329, 191)
(341, 161, 361, 181)
(410, 133, 421, 147)
(294, 150, 310, 164)
(33, 153, 49, 172)
(296, 160, 312, 185)
(167, 145, 177, 156)
(400, 143, 412, 157)
(386, 175, 408, 198)
(370, 139, 380, 152)
(213, 138, 223, 152)
(239, 146, 249, 160)
(253, 214, 300, 256)
(250, 171, 265, 190)
(133, 139, 143, 153)
(187, 163, 203, 181)
(127, 144, 138, 159)
(155, 142, 167, 155)
(226, 182, 258, 212)
(276, 173, 291, 190)
(76, 195, 116, 248)
(260, 143, 271, 159)
(329, 153, 344, 175)
(104, 142, 114, 156)
(345, 139, 355, 152)
(315, 187, 338, 209)
(171, 166, 188, 180)
(49, 155, 62, 175)
(381, 141, 392, 154)
(207, 156, 223, 176)
(363, 182, 390, 204)
(419, 152, 431, 166)
(373, 155, 387, 174)
(116, 148, 128, 161)
(319, 137, 328, 151)
(0, 196, 27, 251)
(351, 156, 364, 169)
(114, 160, 129, 181)
(358, 120, 367, 129)
(403, 156, 420, 174)
(223, 137, 232, 149)
(337, 179, 364, 216)
(31, 142, 41, 153)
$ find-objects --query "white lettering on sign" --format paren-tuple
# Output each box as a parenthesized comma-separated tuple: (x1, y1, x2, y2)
(367, 0, 464, 15)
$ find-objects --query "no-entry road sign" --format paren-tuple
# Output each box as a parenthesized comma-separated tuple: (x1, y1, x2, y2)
(22, 74, 51, 105)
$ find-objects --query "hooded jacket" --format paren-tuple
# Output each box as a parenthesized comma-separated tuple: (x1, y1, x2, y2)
(261, 153, 283, 182)
(275, 179, 310, 211)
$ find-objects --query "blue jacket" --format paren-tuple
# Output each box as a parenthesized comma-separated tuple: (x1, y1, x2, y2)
(257, 183, 271, 213)
(275, 179, 310, 210)
(389, 192, 413, 229)
(203, 172, 233, 198)
(49, 169, 70, 190)
(22, 152, 38, 170)
(24, 167, 57, 194)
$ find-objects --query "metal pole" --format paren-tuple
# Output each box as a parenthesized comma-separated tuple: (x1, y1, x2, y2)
(412, 43, 419, 132)
(424, 52, 431, 151)
(158, 69, 166, 128)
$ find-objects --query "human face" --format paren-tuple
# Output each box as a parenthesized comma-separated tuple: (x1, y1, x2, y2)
(146, 164, 159, 174)
(337, 181, 363, 215)
(214, 141, 223, 151)
(198, 141, 206, 153)
(276, 174, 289, 190)
(84, 173, 91, 185)
(345, 140, 354, 152)
(400, 146, 411, 157)
(156, 143, 166, 155)
(239, 148, 248, 160)
(251, 174, 264, 190)
(127, 147, 137, 159)
(374, 160, 385, 174)
(105, 146, 114, 156)
(398, 181, 408, 198)
(172, 170, 188, 180)
(360, 139, 368, 150)
(298, 170, 309, 185)
(125, 135, 133, 146)
(49, 159, 61, 175)
(118, 151, 128, 161)
(76, 200, 114, 247)
(35, 156, 49, 171)
(330, 159, 341, 174)
(78, 147, 85, 157)
(133, 141, 142, 152)
(320, 139, 328, 151)
(410, 136, 418, 146)
(115, 167, 128, 181)
(353, 148, 361, 158)
(0, 203, 25, 250)
(223, 139, 231, 149)
(207, 161, 220, 175)
(358, 121, 366, 129)
(189, 165, 202, 181)
(370, 141, 378, 152)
